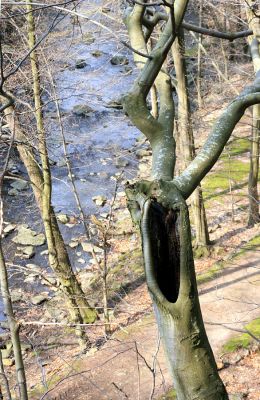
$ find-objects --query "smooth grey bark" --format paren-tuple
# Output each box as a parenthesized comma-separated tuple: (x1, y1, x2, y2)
(126, 180, 228, 399)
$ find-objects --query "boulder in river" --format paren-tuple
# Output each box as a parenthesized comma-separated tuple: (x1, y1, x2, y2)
(116, 157, 129, 168)
(10, 180, 29, 191)
(91, 50, 103, 57)
(57, 214, 70, 224)
(73, 104, 94, 117)
(110, 55, 129, 66)
(82, 32, 95, 45)
(12, 225, 45, 246)
(92, 195, 107, 206)
(20, 245, 35, 259)
(75, 59, 87, 69)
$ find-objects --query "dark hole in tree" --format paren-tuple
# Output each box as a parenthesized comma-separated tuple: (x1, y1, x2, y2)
(148, 201, 180, 303)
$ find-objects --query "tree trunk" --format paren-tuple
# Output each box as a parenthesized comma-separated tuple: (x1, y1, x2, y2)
(25, 0, 97, 332)
(127, 180, 228, 399)
(246, 3, 260, 226)
(248, 103, 260, 226)
(172, 32, 210, 246)
(0, 245, 28, 399)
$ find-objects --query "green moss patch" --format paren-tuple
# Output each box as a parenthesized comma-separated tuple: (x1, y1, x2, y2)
(157, 388, 176, 399)
(222, 318, 260, 353)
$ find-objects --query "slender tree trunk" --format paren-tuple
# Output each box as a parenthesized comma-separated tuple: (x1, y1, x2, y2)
(172, 32, 209, 246)
(25, 0, 97, 340)
(248, 103, 260, 226)
(0, 247, 28, 400)
(197, 0, 203, 108)
(246, 2, 260, 226)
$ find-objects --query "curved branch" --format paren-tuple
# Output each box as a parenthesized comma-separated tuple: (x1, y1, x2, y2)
(173, 84, 260, 198)
(143, 14, 253, 41)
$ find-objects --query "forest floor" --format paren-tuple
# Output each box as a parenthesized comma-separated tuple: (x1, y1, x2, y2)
(21, 234, 259, 400)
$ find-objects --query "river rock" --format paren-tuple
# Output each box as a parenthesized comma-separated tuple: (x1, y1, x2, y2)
(11, 290, 23, 303)
(135, 149, 151, 158)
(139, 163, 147, 173)
(116, 157, 129, 168)
(75, 59, 87, 69)
(110, 55, 129, 65)
(57, 214, 70, 224)
(73, 104, 94, 117)
(123, 65, 133, 74)
(69, 240, 79, 248)
(81, 242, 103, 253)
(57, 159, 67, 168)
(26, 263, 41, 273)
(12, 226, 45, 246)
(105, 100, 123, 109)
(92, 195, 107, 206)
(91, 50, 103, 57)
(3, 224, 16, 236)
(31, 294, 49, 305)
(77, 258, 85, 264)
(82, 32, 95, 45)
(21, 246, 35, 258)
(8, 188, 18, 196)
(10, 180, 28, 191)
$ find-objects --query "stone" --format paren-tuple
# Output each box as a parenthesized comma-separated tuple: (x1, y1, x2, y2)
(123, 65, 133, 74)
(40, 250, 49, 256)
(2, 358, 15, 367)
(69, 241, 79, 248)
(8, 188, 18, 196)
(20, 342, 32, 352)
(12, 226, 45, 246)
(31, 294, 49, 305)
(82, 32, 95, 45)
(92, 195, 107, 206)
(77, 258, 85, 264)
(1, 347, 12, 359)
(139, 163, 147, 173)
(57, 214, 70, 224)
(110, 55, 129, 66)
(11, 290, 23, 303)
(81, 242, 103, 253)
(21, 246, 35, 258)
(73, 104, 94, 117)
(116, 157, 129, 168)
(44, 277, 57, 286)
(91, 50, 103, 57)
(86, 346, 98, 356)
(75, 59, 87, 69)
(10, 180, 28, 191)
(105, 100, 123, 110)
(24, 275, 36, 283)
(3, 224, 16, 235)
(57, 159, 67, 168)
(26, 263, 41, 273)
(135, 149, 151, 158)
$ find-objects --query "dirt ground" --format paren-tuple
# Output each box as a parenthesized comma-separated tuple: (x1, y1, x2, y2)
(20, 241, 259, 400)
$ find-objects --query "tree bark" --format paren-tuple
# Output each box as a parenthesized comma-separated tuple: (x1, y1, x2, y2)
(127, 180, 228, 399)
(0, 246, 28, 400)
(172, 32, 209, 246)
(246, 3, 260, 226)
